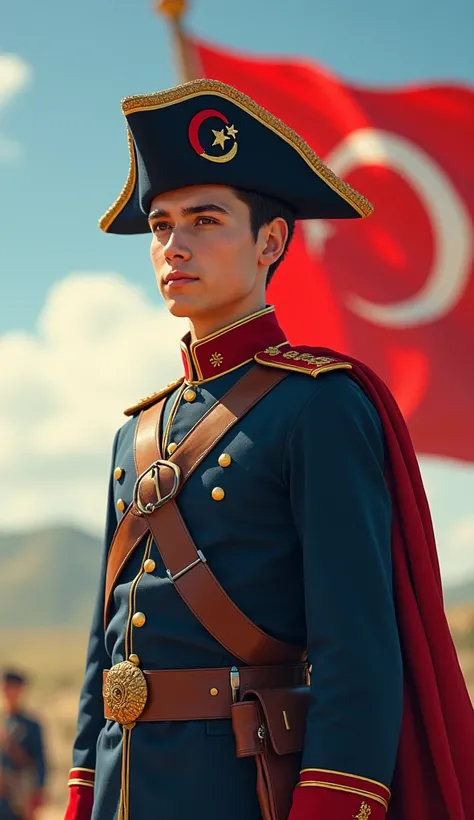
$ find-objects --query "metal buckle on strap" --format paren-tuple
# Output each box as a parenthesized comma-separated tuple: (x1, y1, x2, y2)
(133, 459, 181, 515)
(103, 661, 148, 725)
(166, 550, 207, 583)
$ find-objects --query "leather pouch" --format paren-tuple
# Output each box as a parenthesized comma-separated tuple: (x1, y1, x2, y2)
(231, 685, 310, 820)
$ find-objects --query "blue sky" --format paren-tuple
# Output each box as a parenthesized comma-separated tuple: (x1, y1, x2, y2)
(2, 0, 473, 331)
(1, 0, 473, 584)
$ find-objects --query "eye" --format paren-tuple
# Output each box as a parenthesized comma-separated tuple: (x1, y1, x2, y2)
(152, 221, 172, 234)
(196, 216, 218, 226)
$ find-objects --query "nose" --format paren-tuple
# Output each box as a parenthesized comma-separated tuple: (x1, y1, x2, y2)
(163, 229, 192, 264)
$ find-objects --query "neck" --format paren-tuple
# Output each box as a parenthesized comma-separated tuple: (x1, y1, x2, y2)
(188, 296, 266, 342)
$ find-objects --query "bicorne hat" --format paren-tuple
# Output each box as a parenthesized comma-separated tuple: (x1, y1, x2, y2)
(100, 79, 373, 234)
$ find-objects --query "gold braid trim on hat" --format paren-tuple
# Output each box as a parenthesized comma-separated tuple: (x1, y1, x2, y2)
(99, 78, 373, 232)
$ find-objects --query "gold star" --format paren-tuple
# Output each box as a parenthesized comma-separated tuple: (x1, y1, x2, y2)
(212, 129, 230, 150)
(226, 124, 238, 138)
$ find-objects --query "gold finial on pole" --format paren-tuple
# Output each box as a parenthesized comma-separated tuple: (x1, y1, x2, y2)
(154, 1, 202, 82)
(156, 0, 187, 22)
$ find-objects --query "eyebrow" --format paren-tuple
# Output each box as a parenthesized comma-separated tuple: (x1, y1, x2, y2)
(148, 203, 230, 221)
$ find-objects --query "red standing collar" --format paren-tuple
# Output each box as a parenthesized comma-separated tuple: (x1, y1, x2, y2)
(180, 306, 288, 383)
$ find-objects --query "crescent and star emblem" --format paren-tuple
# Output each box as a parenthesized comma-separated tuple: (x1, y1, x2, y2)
(305, 127, 472, 329)
(188, 109, 239, 163)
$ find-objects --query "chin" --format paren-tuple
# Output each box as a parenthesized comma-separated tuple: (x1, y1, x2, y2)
(165, 298, 197, 318)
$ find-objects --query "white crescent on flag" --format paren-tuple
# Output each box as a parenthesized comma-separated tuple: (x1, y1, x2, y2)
(321, 128, 473, 328)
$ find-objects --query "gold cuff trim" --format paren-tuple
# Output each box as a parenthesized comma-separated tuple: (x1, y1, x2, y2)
(300, 769, 391, 798)
(68, 767, 95, 775)
(68, 779, 95, 788)
(297, 782, 388, 811)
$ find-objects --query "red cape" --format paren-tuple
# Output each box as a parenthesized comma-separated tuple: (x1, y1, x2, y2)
(307, 347, 474, 819)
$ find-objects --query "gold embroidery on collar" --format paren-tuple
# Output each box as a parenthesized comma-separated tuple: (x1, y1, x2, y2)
(209, 352, 224, 368)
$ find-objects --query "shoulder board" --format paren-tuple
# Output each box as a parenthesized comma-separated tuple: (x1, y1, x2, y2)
(123, 377, 184, 416)
(254, 346, 352, 377)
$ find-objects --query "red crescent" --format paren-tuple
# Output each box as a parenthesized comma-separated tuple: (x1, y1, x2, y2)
(188, 109, 229, 155)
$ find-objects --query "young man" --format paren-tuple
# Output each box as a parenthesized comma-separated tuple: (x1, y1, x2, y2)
(0, 672, 46, 820)
(65, 80, 473, 820)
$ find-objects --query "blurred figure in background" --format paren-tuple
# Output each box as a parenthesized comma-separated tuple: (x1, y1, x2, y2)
(0, 672, 46, 820)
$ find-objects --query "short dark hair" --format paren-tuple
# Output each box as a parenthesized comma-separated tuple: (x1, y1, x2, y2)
(2, 670, 27, 686)
(233, 189, 296, 284)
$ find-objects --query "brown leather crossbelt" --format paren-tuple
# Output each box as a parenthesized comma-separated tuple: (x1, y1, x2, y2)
(103, 366, 311, 820)
(103, 663, 308, 724)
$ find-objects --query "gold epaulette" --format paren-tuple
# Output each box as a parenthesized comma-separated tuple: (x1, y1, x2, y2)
(123, 377, 184, 416)
(254, 346, 352, 377)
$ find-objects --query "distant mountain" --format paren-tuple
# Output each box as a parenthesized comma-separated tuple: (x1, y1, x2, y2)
(444, 578, 474, 607)
(0, 526, 102, 628)
(0, 526, 473, 628)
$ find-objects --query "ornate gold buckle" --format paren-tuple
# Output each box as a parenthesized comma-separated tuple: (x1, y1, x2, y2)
(133, 459, 181, 515)
(103, 661, 148, 725)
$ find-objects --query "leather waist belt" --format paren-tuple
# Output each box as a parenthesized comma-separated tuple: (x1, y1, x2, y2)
(103, 662, 308, 725)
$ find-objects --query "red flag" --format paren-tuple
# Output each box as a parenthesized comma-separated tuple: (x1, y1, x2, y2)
(192, 38, 474, 461)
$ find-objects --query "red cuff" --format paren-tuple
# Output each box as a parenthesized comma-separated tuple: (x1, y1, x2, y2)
(64, 769, 94, 820)
(288, 769, 389, 819)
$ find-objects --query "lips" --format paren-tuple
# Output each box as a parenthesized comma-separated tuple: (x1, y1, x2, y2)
(164, 271, 198, 284)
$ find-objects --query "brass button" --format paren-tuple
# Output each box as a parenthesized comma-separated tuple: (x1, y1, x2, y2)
(128, 654, 140, 666)
(183, 388, 197, 403)
(209, 687, 219, 696)
(114, 467, 123, 480)
(116, 498, 126, 512)
(211, 487, 225, 501)
(143, 558, 156, 573)
(131, 612, 146, 628)
(218, 453, 232, 468)
(167, 442, 178, 455)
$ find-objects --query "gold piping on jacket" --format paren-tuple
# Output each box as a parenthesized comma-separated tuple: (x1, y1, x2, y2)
(118, 533, 154, 820)
(161, 381, 187, 455)
(99, 79, 373, 231)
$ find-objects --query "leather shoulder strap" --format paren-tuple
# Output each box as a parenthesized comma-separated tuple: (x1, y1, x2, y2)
(105, 365, 305, 665)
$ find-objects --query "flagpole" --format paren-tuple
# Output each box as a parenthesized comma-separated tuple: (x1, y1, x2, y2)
(154, 0, 202, 82)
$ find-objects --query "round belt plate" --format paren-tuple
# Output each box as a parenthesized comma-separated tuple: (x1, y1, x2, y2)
(103, 661, 147, 724)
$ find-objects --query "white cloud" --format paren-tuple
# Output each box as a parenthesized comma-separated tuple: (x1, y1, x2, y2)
(0, 52, 32, 159)
(443, 518, 474, 583)
(0, 273, 187, 533)
(1, 272, 473, 588)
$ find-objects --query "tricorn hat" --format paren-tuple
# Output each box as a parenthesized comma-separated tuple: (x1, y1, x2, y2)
(100, 78, 373, 234)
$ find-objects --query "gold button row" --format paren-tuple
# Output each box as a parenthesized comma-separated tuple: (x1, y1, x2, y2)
(114, 467, 123, 480)
(143, 558, 156, 573)
(131, 612, 146, 628)
(183, 388, 197, 403)
(129, 654, 140, 665)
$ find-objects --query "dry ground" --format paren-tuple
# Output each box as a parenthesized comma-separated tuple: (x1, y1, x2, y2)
(1, 610, 472, 820)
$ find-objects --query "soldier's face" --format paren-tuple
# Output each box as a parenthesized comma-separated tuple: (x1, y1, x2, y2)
(148, 185, 286, 329)
(2, 681, 24, 712)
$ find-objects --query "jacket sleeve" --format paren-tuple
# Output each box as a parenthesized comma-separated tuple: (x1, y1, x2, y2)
(285, 373, 403, 820)
(64, 430, 120, 820)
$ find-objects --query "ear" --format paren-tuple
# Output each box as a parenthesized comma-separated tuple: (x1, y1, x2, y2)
(257, 217, 289, 269)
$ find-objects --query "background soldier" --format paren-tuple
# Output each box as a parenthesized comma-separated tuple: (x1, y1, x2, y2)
(0, 672, 46, 820)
